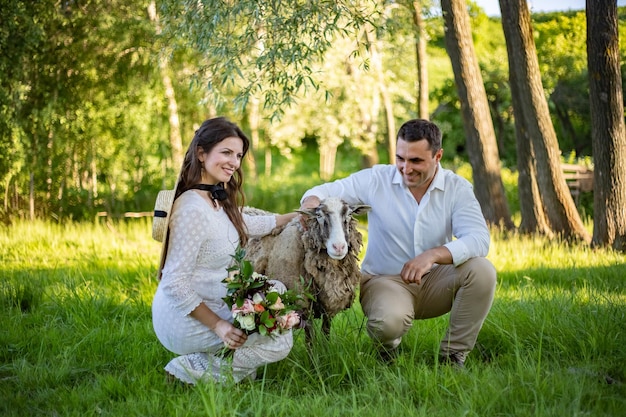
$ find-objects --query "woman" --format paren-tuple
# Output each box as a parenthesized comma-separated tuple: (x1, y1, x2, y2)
(152, 117, 298, 384)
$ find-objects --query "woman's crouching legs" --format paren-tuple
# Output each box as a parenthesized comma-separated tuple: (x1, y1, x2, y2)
(165, 330, 294, 385)
(232, 330, 294, 382)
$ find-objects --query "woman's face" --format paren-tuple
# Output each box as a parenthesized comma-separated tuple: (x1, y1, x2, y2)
(198, 136, 244, 184)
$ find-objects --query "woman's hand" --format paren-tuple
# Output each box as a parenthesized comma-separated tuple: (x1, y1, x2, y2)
(275, 211, 299, 228)
(189, 303, 248, 349)
(213, 319, 247, 349)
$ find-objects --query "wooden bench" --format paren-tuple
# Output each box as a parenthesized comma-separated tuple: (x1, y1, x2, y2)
(561, 163, 594, 205)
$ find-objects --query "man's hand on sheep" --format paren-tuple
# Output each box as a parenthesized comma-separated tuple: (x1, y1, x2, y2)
(300, 195, 321, 210)
(298, 196, 321, 230)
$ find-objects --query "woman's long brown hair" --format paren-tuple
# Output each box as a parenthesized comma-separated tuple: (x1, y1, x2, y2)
(174, 117, 250, 246)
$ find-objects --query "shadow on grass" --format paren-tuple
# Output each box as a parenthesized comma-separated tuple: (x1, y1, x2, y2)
(2, 261, 625, 415)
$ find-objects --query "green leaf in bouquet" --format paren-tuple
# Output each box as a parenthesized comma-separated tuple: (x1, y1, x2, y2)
(263, 315, 275, 328)
(226, 281, 244, 290)
(249, 281, 266, 290)
(265, 291, 279, 304)
(241, 260, 254, 278)
(259, 310, 270, 322)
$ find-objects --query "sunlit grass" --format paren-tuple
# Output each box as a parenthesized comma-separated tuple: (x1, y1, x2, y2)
(1, 220, 625, 416)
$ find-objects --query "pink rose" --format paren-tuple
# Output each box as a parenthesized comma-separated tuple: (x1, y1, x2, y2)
(232, 298, 255, 315)
(277, 311, 300, 330)
(268, 296, 285, 311)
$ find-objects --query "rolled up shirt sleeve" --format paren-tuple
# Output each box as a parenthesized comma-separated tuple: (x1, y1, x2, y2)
(444, 178, 490, 266)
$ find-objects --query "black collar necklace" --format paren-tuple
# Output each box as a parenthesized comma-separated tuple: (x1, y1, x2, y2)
(189, 183, 228, 201)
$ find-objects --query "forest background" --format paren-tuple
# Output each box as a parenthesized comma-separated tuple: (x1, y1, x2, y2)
(1, 0, 625, 243)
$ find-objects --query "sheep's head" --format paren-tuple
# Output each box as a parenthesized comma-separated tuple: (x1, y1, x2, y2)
(298, 197, 370, 260)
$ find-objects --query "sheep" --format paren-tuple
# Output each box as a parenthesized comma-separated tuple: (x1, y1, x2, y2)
(244, 197, 370, 339)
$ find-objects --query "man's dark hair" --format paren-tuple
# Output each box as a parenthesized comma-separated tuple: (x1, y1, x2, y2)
(397, 119, 442, 156)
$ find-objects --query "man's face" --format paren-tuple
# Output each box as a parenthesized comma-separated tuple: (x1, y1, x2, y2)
(395, 138, 443, 190)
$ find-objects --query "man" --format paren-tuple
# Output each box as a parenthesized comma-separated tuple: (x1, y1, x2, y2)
(300, 119, 496, 368)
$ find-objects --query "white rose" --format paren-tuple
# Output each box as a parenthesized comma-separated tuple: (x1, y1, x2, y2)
(236, 314, 256, 331)
(252, 292, 265, 304)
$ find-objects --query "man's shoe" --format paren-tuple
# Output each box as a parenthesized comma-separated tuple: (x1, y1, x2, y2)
(378, 347, 399, 363)
(439, 351, 466, 370)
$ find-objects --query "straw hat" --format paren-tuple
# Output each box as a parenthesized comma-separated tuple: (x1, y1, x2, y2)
(152, 189, 175, 242)
(153, 158, 185, 278)
(152, 188, 176, 280)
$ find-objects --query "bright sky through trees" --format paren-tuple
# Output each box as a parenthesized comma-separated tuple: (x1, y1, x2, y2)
(474, 0, 626, 16)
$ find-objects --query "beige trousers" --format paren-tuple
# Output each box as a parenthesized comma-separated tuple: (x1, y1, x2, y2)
(360, 257, 496, 356)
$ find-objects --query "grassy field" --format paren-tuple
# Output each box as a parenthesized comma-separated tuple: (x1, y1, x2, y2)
(1, 219, 625, 417)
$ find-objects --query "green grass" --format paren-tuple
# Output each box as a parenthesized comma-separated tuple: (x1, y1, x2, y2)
(1, 220, 625, 416)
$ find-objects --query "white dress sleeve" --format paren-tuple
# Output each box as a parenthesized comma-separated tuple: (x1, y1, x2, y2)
(243, 213, 276, 238)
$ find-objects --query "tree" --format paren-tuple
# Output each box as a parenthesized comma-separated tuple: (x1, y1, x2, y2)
(159, 0, 388, 180)
(533, 12, 591, 156)
(440, 0, 514, 228)
(586, 0, 626, 251)
(411, 1, 430, 120)
(159, 0, 378, 120)
(148, 1, 184, 173)
(265, 34, 383, 181)
(499, 0, 590, 241)
(1, 0, 171, 220)
(363, 19, 394, 167)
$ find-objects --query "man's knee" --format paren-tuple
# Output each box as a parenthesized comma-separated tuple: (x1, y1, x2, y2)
(366, 311, 413, 345)
(464, 257, 497, 291)
(360, 275, 416, 346)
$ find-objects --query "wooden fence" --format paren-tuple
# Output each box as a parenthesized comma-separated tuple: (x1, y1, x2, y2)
(96, 211, 153, 218)
(561, 163, 594, 205)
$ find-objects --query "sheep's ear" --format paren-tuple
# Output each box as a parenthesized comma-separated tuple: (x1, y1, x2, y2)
(296, 208, 317, 217)
(349, 204, 371, 216)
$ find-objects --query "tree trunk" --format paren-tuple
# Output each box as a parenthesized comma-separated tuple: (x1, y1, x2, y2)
(587, 0, 626, 251)
(29, 171, 34, 220)
(264, 135, 272, 177)
(499, 0, 590, 242)
(90, 143, 97, 207)
(511, 86, 553, 236)
(148, 1, 184, 172)
(247, 96, 260, 182)
(362, 26, 383, 167)
(3, 175, 9, 213)
(319, 142, 338, 181)
(382, 87, 396, 165)
(441, 0, 514, 229)
(412, 1, 429, 120)
(377, 47, 395, 165)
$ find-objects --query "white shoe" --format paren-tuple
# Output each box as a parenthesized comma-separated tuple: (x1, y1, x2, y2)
(164, 353, 228, 385)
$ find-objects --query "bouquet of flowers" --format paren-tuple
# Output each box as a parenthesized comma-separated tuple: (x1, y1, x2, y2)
(222, 246, 303, 337)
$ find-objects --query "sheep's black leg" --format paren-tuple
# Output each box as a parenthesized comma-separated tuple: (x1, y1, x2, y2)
(321, 314, 331, 336)
(304, 321, 315, 347)
(302, 318, 320, 360)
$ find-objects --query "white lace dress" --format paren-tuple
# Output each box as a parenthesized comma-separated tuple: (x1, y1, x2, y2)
(152, 191, 293, 384)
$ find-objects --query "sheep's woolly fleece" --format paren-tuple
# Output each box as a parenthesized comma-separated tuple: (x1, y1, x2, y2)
(244, 197, 370, 330)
